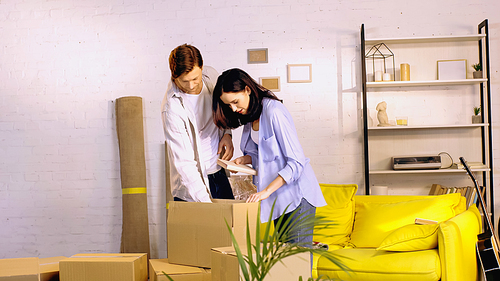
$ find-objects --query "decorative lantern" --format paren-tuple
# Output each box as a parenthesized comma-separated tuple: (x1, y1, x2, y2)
(365, 43, 395, 82)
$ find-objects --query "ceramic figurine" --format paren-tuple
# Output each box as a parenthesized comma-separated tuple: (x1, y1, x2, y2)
(376, 101, 392, 127)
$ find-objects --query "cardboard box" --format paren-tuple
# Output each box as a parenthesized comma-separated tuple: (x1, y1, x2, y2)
(39, 256, 66, 281)
(167, 200, 259, 268)
(59, 253, 147, 281)
(211, 246, 311, 281)
(149, 259, 210, 281)
(0, 257, 39, 281)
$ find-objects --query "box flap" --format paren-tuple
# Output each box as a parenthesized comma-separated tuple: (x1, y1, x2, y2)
(0, 257, 39, 280)
(150, 259, 205, 275)
(64, 253, 145, 262)
(232, 202, 259, 245)
(39, 256, 66, 272)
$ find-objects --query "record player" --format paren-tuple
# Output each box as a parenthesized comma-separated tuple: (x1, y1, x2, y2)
(392, 155, 442, 170)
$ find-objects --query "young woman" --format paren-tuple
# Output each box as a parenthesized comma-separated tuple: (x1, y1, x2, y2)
(212, 68, 326, 245)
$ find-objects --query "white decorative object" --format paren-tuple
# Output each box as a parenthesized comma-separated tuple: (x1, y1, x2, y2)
(376, 101, 392, 127)
(375, 71, 383, 82)
(437, 59, 467, 80)
(383, 73, 392, 81)
(371, 186, 388, 195)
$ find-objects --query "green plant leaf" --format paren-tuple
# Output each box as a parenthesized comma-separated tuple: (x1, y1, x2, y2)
(161, 271, 174, 281)
(226, 199, 349, 281)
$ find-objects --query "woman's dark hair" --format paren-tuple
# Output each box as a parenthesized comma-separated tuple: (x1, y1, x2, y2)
(169, 44, 203, 80)
(213, 68, 280, 129)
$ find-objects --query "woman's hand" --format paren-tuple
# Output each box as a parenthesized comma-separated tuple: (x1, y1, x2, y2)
(246, 175, 286, 203)
(234, 155, 252, 165)
(225, 155, 252, 174)
(246, 190, 272, 203)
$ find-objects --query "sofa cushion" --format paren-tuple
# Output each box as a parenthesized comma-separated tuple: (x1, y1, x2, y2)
(377, 223, 439, 251)
(313, 184, 357, 247)
(315, 248, 441, 281)
(351, 193, 462, 248)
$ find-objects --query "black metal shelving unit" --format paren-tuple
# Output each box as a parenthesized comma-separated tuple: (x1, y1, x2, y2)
(360, 20, 493, 219)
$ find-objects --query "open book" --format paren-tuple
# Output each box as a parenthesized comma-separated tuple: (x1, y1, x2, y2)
(217, 159, 257, 175)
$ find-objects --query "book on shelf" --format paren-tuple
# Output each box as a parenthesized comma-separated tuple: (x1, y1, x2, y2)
(429, 184, 482, 208)
(217, 159, 257, 175)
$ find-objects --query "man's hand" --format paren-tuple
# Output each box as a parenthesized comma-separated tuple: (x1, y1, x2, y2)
(218, 134, 234, 160)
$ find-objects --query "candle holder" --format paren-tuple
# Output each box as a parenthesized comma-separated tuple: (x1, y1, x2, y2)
(365, 43, 395, 82)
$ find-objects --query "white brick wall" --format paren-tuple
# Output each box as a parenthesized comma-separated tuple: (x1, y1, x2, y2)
(0, 0, 499, 259)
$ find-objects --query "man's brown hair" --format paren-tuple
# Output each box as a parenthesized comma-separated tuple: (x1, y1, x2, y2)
(169, 44, 203, 80)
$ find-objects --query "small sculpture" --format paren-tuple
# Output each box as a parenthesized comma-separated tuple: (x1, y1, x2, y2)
(376, 101, 392, 127)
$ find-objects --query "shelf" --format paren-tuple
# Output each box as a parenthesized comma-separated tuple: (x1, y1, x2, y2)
(366, 34, 486, 44)
(368, 124, 488, 131)
(369, 168, 490, 175)
(361, 21, 493, 207)
(367, 79, 487, 88)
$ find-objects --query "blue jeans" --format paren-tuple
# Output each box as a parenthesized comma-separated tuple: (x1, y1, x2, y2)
(174, 168, 234, 201)
(273, 198, 316, 247)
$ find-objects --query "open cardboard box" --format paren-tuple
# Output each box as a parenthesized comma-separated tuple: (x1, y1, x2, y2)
(0, 257, 39, 281)
(167, 200, 259, 268)
(149, 259, 211, 281)
(211, 246, 311, 281)
(59, 253, 147, 281)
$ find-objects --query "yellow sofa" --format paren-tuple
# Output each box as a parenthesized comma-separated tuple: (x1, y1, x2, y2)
(313, 184, 482, 281)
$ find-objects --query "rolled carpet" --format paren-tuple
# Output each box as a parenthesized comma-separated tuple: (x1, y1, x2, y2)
(115, 96, 150, 258)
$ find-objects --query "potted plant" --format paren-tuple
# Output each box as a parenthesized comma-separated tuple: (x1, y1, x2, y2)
(472, 63, 482, 79)
(472, 106, 482, 124)
(225, 202, 347, 281)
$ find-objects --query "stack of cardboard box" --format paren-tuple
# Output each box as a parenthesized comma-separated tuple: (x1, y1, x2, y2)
(149, 200, 259, 281)
(2, 201, 309, 281)
(150, 199, 311, 281)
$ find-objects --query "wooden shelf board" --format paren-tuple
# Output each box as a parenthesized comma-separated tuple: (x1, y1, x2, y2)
(368, 124, 488, 131)
(366, 34, 486, 44)
(369, 168, 490, 175)
(367, 79, 487, 88)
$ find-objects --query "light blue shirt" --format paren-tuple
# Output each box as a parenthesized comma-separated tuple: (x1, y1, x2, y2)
(240, 98, 326, 222)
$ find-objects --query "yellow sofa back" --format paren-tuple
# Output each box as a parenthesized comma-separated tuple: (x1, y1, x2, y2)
(352, 193, 465, 247)
(314, 184, 467, 249)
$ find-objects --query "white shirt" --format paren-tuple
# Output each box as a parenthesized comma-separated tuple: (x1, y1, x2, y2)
(161, 66, 231, 202)
(180, 84, 220, 174)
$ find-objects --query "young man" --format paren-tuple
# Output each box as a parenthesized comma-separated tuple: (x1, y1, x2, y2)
(161, 44, 234, 202)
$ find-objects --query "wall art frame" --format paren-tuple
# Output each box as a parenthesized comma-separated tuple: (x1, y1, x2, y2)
(287, 64, 312, 83)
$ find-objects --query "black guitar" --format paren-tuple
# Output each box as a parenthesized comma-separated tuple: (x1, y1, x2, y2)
(460, 157, 500, 280)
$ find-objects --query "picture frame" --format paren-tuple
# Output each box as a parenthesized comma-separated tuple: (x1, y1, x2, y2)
(287, 64, 312, 83)
(259, 77, 280, 92)
(437, 59, 467, 80)
(247, 48, 268, 64)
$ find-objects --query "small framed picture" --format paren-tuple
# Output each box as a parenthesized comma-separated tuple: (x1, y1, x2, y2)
(287, 64, 312, 83)
(437, 59, 467, 80)
(247, 48, 268, 64)
(259, 77, 281, 92)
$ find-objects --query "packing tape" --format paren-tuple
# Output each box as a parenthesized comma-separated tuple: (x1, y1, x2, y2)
(122, 187, 147, 195)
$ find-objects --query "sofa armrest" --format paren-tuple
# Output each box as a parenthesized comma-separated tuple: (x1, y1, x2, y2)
(438, 205, 482, 281)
